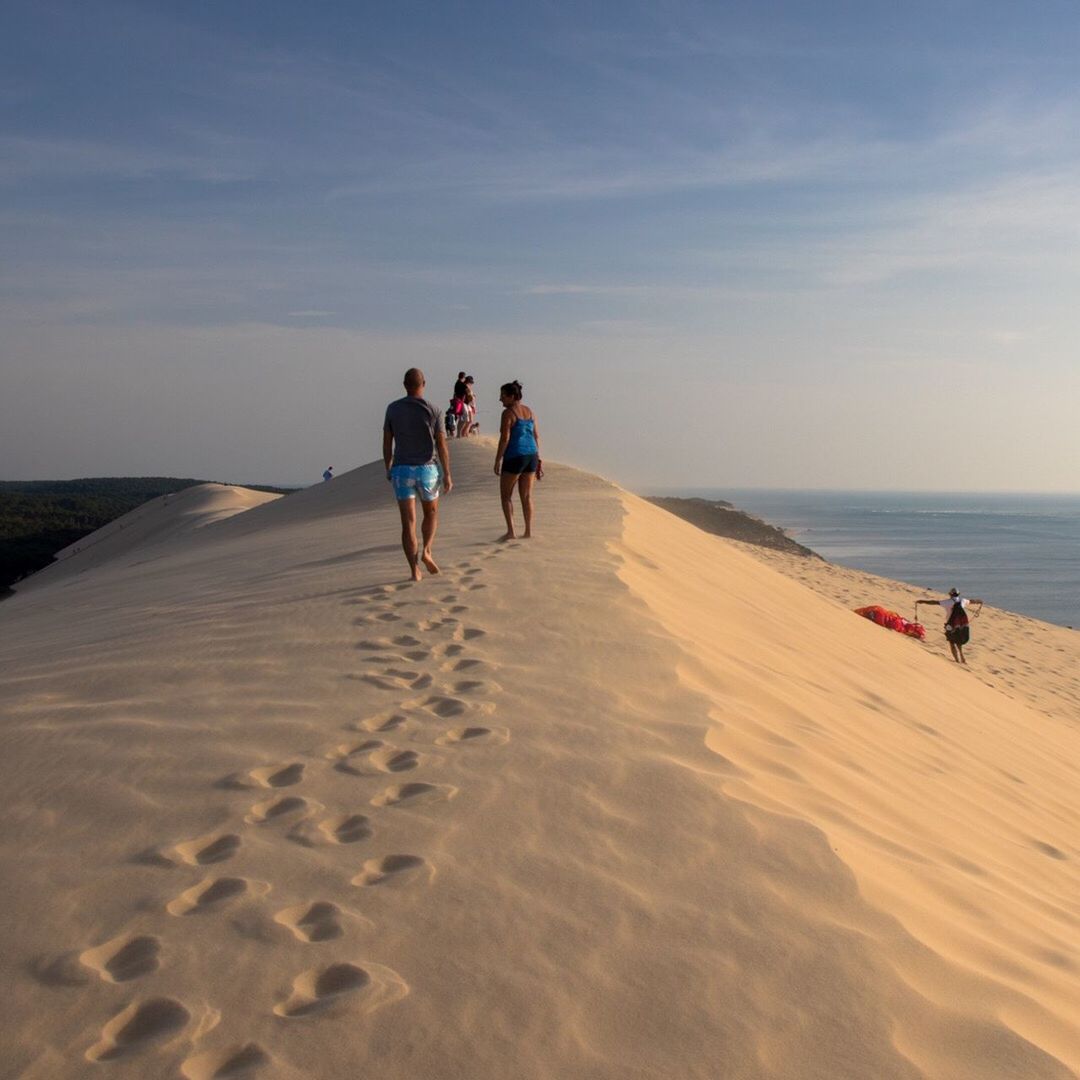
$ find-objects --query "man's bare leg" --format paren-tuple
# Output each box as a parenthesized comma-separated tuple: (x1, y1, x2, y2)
(518, 472, 535, 538)
(948, 641, 960, 663)
(499, 473, 518, 540)
(397, 499, 422, 581)
(419, 498, 440, 574)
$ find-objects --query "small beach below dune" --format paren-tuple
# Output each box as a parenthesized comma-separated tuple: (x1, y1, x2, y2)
(667, 490, 1080, 629)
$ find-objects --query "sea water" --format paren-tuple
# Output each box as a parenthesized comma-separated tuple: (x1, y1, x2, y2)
(664, 490, 1080, 629)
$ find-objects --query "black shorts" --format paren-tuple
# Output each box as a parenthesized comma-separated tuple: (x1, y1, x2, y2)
(945, 625, 970, 646)
(502, 454, 538, 474)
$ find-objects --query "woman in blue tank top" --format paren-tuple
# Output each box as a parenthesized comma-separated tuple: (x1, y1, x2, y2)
(494, 380, 542, 540)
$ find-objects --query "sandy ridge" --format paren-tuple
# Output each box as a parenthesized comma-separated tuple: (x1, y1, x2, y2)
(0, 443, 1077, 1078)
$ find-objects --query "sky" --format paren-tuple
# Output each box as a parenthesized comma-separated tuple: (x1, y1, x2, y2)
(2, 0, 1079, 491)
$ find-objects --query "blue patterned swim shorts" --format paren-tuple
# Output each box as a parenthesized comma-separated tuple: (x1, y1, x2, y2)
(390, 463, 440, 501)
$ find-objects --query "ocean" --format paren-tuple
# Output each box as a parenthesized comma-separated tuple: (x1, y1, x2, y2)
(663, 490, 1080, 629)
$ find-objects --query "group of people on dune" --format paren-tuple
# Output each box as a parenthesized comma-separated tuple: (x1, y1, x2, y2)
(446, 372, 480, 438)
(380, 367, 986, 663)
(382, 368, 541, 582)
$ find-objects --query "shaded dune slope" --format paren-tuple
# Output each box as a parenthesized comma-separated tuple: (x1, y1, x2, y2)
(16, 483, 282, 594)
(0, 442, 1076, 1079)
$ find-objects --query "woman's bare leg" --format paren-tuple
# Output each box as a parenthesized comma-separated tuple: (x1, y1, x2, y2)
(499, 473, 519, 539)
(518, 472, 535, 538)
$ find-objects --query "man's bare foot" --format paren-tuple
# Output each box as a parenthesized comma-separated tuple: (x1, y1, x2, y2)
(523, 531, 532, 539)
(498, 532, 516, 542)
(421, 551, 440, 574)
(410, 564, 423, 582)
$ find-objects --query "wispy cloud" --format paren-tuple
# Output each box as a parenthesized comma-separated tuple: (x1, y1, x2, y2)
(817, 172, 1080, 287)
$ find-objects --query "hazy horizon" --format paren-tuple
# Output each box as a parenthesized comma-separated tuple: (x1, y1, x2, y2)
(4, 2, 1079, 493)
(4, 467, 1078, 499)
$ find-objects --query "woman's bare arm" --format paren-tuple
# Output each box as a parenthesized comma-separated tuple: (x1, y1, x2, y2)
(494, 408, 513, 474)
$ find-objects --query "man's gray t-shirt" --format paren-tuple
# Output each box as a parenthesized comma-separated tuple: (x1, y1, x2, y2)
(384, 396, 443, 466)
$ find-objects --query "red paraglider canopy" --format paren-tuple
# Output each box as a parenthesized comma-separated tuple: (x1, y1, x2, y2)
(854, 605, 926, 640)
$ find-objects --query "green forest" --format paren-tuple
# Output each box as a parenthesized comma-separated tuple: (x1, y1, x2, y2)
(0, 478, 291, 595)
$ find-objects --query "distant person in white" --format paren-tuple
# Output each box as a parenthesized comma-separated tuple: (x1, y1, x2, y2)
(916, 588, 984, 664)
(323, 467, 334, 482)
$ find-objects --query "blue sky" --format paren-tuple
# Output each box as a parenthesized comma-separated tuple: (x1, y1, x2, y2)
(2, 0, 1078, 489)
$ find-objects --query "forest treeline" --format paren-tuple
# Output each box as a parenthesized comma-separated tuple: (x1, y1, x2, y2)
(0, 478, 292, 595)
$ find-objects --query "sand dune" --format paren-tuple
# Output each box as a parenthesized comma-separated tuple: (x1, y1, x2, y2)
(0, 441, 1077, 1079)
(19, 483, 282, 594)
(739, 541, 1080, 727)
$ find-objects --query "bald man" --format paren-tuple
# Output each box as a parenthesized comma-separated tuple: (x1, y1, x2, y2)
(383, 368, 453, 580)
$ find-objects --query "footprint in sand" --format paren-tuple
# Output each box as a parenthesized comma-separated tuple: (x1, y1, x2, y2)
(318, 814, 373, 844)
(353, 713, 407, 734)
(130, 846, 179, 869)
(375, 612, 402, 623)
(382, 667, 418, 681)
(436, 725, 509, 747)
(327, 738, 383, 760)
(181, 1043, 270, 1080)
(451, 658, 486, 672)
(403, 649, 431, 662)
(368, 748, 420, 773)
(275, 901, 344, 942)
(245, 795, 317, 826)
(1032, 840, 1068, 860)
(449, 605, 468, 614)
(466, 583, 487, 591)
(440, 644, 465, 658)
(80, 934, 161, 983)
(453, 680, 494, 695)
(357, 673, 399, 690)
(86, 997, 191, 1062)
(167, 876, 256, 917)
(371, 781, 457, 808)
(249, 763, 305, 789)
(438, 594, 458, 603)
(352, 854, 432, 887)
(392, 634, 422, 647)
(273, 962, 408, 1019)
(455, 627, 486, 641)
(173, 833, 241, 866)
(356, 639, 394, 651)
(422, 695, 469, 718)
(359, 672, 417, 691)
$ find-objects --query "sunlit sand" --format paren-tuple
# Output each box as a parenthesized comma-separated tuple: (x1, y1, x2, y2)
(2, 440, 1077, 1078)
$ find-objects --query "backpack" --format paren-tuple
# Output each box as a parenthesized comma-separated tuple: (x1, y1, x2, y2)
(946, 600, 969, 628)
(445, 408, 457, 435)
